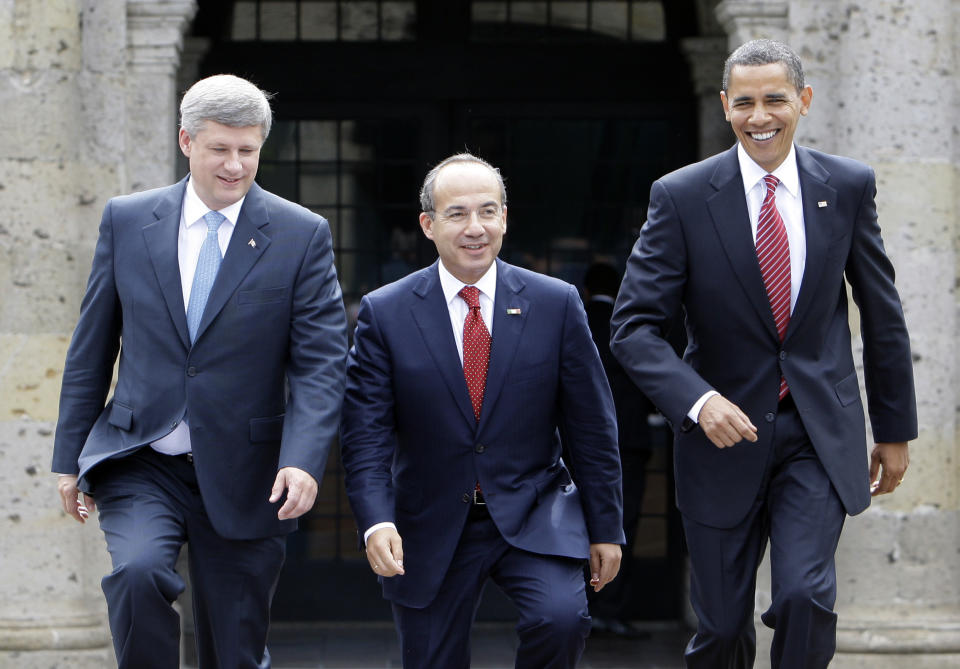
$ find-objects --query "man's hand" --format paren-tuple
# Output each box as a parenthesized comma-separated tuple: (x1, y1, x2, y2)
(870, 442, 909, 496)
(698, 394, 758, 448)
(269, 467, 319, 520)
(366, 526, 405, 577)
(57, 475, 95, 523)
(589, 543, 622, 593)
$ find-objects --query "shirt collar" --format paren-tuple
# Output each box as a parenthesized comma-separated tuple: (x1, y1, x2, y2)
(737, 142, 800, 199)
(438, 260, 498, 305)
(183, 176, 245, 228)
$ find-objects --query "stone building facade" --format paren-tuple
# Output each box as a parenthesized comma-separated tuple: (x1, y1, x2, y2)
(0, 1, 956, 667)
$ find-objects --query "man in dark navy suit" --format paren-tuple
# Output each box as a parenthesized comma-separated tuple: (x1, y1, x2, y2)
(52, 75, 347, 668)
(341, 153, 624, 668)
(611, 40, 917, 668)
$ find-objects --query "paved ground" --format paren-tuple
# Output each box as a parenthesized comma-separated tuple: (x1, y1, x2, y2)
(251, 621, 688, 669)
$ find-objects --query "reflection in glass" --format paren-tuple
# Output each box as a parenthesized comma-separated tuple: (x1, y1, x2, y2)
(593, 1, 628, 40)
(341, 1, 378, 40)
(300, 121, 338, 161)
(231, 1, 257, 40)
(260, 1, 297, 40)
(382, 2, 417, 40)
(301, 1, 338, 40)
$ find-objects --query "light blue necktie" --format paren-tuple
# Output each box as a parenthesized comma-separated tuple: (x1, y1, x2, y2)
(186, 210, 226, 342)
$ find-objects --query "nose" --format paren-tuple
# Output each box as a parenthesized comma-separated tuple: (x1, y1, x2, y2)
(464, 211, 485, 235)
(224, 152, 243, 172)
(749, 103, 771, 124)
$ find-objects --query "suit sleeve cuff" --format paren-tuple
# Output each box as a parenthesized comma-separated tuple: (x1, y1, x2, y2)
(363, 522, 397, 545)
(688, 390, 719, 423)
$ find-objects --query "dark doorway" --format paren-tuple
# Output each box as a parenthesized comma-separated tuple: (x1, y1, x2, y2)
(190, 0, 698, 623)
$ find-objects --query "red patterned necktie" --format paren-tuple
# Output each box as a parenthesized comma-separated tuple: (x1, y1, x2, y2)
(756, 174, 791, 400)
(459, 285, 491, 421)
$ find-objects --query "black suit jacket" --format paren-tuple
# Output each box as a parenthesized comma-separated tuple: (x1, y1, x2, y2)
(611, 145, 917, 528)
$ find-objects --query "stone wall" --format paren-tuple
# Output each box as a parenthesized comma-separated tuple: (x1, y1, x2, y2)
(0, 1, 194, 666)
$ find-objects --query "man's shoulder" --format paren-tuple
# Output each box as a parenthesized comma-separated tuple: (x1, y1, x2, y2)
(796, 145, 873, 181)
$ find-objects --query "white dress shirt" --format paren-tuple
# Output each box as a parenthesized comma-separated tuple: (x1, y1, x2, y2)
(364, 260, 498, 544)
(688, 144, 807, 423)
(150, 178, 243, 456)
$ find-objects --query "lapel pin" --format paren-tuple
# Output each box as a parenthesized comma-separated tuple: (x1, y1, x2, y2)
(248, 238, 257, 248)
(506, 308, 522, 315)
(818, 201, 828, 208)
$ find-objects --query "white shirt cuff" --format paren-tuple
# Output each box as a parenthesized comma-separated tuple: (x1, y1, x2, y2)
(688, 390, 720, 423)
(363, 522, 397, 545)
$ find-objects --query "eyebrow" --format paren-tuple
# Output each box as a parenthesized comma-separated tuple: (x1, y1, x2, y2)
(732, 92, 789, 104)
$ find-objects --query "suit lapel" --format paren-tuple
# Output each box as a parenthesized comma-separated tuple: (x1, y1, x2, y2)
(786, 147, 836, 342)
(706, 147, 781, 341)
(143, 179, 191, 349)
(409, 264, 477, 427)
(478, 260, 529, 431)
(193, 182, 272, 343)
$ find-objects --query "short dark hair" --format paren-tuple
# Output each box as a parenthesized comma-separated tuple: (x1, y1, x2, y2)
(722, 39, 805, 93)
(419, 153, 507, 214)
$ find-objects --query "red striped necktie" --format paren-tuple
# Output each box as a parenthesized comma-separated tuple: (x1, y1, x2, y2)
(756, 174, 791, 400)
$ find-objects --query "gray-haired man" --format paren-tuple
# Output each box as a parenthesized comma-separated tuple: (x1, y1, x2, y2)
(52, 74, 347, 668)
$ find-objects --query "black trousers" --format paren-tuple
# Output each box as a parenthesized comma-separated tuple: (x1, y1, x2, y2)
(682, 397, 846, 669)
(92, 447, 285, 669)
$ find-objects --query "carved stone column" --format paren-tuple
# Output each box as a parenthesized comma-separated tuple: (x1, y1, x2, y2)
(0, 1, 196, 667)
(680, 36, 734, 159)
(125, 0, 197, 192)
(715, 0, 788, 50)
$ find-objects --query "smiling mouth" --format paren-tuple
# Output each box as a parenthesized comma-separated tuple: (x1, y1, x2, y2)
(462, 244, 486, 250)
(218, 176, 242, 185)
(750, 129, 779, 141)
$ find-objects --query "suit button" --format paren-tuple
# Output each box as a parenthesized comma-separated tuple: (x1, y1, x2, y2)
(475, 444, 485, 453)
(187, 366, 197, 377)
(462, 493, 471, 503)
(779, 351, 787, 361)
(765, 412, 775, 423)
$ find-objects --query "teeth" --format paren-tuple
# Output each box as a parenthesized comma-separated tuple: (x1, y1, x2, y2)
(752, 130, 777, 141)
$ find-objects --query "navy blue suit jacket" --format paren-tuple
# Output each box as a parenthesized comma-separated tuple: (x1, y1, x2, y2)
(341, 259, 624, 609)
(52, 178, 348, 540)
(611, 145, 917, 528)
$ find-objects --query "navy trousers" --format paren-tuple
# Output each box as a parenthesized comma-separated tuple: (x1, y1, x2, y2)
(91, 447, 285, 669)
(392, 509, 591, 669)
(682, 396, 846, 669)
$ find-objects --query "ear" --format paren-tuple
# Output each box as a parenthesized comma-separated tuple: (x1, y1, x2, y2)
(418, 211, 435, 240)
(720, 90, 732, 121)
(500, 205, 507, 235)
(178, 128, 193, 158)
(799, 85, 813, 116)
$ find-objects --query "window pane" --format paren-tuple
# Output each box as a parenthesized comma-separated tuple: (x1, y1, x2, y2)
(340, 120, 377, 161)
(300, 164, 338, 206)
(472, 1, 508, 22)
(512, 2, 548, 25)
(593, 1, 628, 40)
(231, 1, 257, 40)
(341, 1, 378, 40)
(552, 1, 588, 31)
(301, 1, 338, 40)
(256, 162, 297, 201)
(300, 120, 337, 160)
(630, 0, 666, 41)
(260, 1, 297, 40)
(381, 2, 417, 40)
(261, 120, 297, 161)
